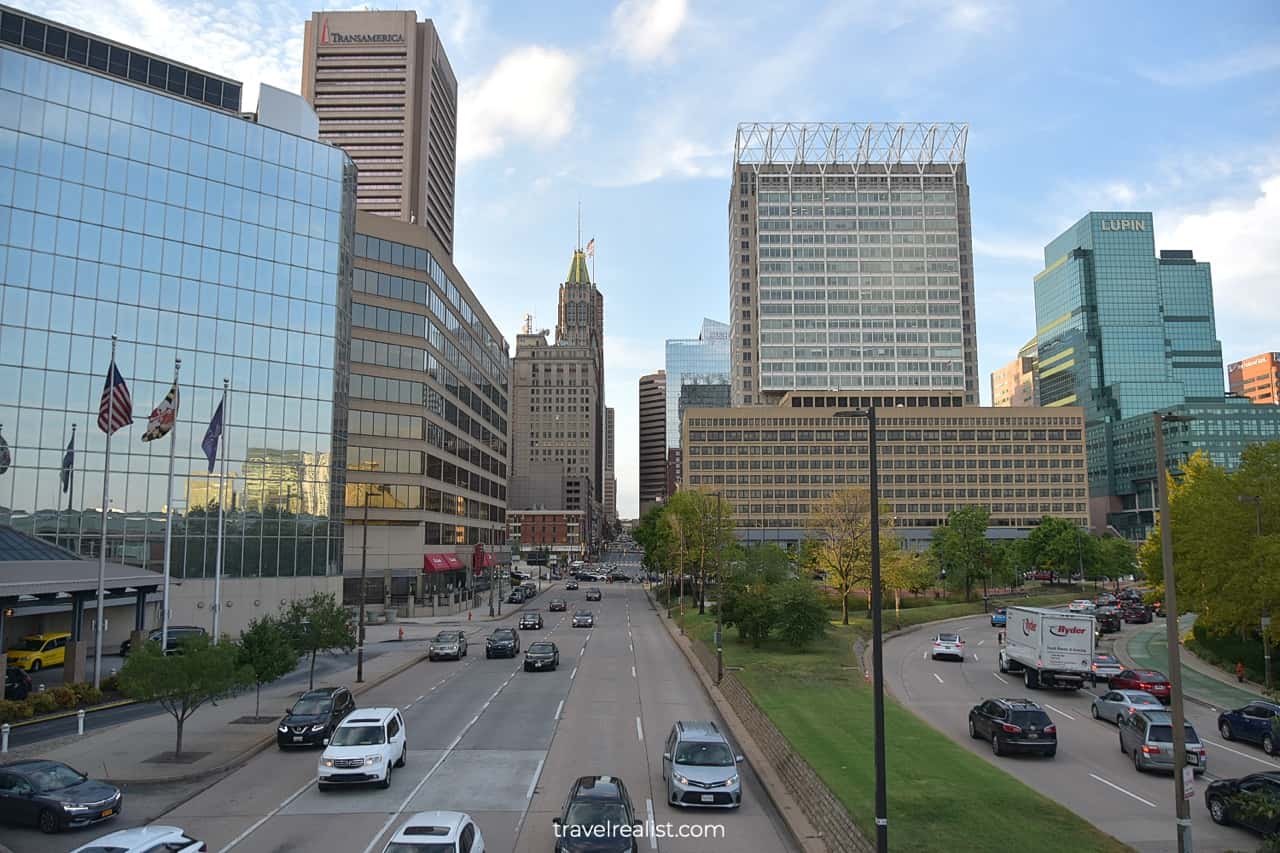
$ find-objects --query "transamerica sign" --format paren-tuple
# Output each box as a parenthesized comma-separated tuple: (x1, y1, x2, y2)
(319, 17, 405, 45)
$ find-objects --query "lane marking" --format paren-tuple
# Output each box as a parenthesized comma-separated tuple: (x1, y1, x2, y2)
(1044, 704, 1076, 721)
(571, 666, 578, 680)
(555, 699, 564, 721)
(416, 695, 425, 702)
(632, 666, 637, 679)
(525, 756, 546, 800)
(977, 640, 985, 646)
(580, 646, 587, 656)
(922, 650, 928, 661)
(646, 798, 658, 850)
(469, 714, 479, 727)
(932, 673, 944, 684)
(1088, 773, 1158, 808)
(972, 654, 979, 663)
(1206, 739, 1280, 768)
(993, 673, 1009, 685)
(636, 716, 644, 741)
(217, 777, 314, 853)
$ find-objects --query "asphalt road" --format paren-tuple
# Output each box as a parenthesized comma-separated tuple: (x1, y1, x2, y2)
(10, 547, 797, 853)
(886, 610, 1272, 852)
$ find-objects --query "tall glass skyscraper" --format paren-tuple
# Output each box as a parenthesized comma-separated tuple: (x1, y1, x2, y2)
(664, 317, 729, 448)
(0, 9, 355, 633)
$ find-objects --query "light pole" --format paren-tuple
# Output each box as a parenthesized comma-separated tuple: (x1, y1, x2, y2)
(1154, 411, 1194, 853)
(835, 407, 887, 853)
(1239, 494, 1269, 689)
(356, 488, 372, 684)
(714, 492, 724, 685)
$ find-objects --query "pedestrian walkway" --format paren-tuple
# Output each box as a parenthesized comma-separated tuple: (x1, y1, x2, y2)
(1117, 615, 1268, 711)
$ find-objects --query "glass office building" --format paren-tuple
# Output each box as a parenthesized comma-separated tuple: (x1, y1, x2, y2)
(0, 13, 355, 630)
(664, 317, 729, 448)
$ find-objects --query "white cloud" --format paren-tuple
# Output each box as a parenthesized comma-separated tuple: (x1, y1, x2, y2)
(610, 0, 688, 64)
(1139, 42, 1280, 87)
(457, 46, 579, 164)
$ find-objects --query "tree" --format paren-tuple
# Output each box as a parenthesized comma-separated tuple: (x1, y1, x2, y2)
(880, 545, 935, 623)
(237, 615, 299, 719)
(772, 579, 828, 650)
(930, 506, 992, 601)
(118, 636, 252, 757)
(1022, 515, 1094, 583)
(665, 490, 734, 615)
(719, 544, 790, 647)
(633, 502, 670, 572)
(1096, 535, 1136, 588)
(805, 488, 882, 624)
(283, 592, 356, 689)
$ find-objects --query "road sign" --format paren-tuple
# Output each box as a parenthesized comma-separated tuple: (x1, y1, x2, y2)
(1182, 765, 1194, 799)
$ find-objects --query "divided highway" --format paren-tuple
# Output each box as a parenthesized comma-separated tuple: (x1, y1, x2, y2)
(886, 611, 1270, 852)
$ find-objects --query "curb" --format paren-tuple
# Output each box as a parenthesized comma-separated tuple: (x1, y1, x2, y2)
(7, 698, 137, 728)
(103, 650, 430, 786)
(644, 590, 826, 853)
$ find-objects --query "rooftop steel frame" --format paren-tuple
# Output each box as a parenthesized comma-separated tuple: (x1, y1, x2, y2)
(734, 122, 968, 174)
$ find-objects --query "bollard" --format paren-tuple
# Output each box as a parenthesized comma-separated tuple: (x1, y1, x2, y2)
(77, 709, 86, 736)
(1, 722, 8, 753)
(38, 683, 46, 692)
(468, 610, 472, 621)
(398, 626, 404, 642)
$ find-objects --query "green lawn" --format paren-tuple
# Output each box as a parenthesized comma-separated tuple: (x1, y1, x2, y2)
(672, 605, 1132, 853)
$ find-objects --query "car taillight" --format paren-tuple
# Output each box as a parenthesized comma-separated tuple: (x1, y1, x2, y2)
(1044, 725, 1057, 735)
(1000, 722, 1022, 734)
(1092, 664, 1098, 671)
(1138, 683, 1150, 689)
(1142, 744, 1161, 755)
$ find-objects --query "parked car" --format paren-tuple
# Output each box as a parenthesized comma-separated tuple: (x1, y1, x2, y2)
(4, 666, 31, 701)
(1091, 689, 1164, 725)
(383, 811, 484, 853)
(553, 775, 642, 853)
(119, 625, 208, 657)
(565, 580, 579, 591)
(1218, 702, 1280, 754)
(428, 630, 468, 661)
(524, 641, 560, 672)
(585, 588, 603, 602)
(573, 611, 595, 628)
(990, 607, 1007, 627)
(661, 720, 743, 808)
(1121, 603, 1153, 624)
(1109, 669, 1172, 703)
(485, 628, 520, 658)
(5, 632, 71, 672)
(69, 826, 205, 853)
(549, 599, 567, 612)
(967, 698, 1057, 757)
(278, 687, 356, 748)
(930, 632, 965, 661)
(519, 612, 544, 630)
(1206, 772, 1280, 834)
(1119, 709, 1206, 775)
(0, 759, 122, 833)
(317, 707, 406, 791)
(1090, 653, 1124, 685)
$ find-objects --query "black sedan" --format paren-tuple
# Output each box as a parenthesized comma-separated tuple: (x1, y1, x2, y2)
(4, 666, 31, 701)
(0, 760, 122, 833)
(553, 775, 641, 853)
(524, 641, 560, 672)
(565, 580, 579, 591)
(573, 611, 595, 628)
(520, 612, 544, 630)
(549, 599, 567, 612)
(1206, 772, 1280, 834)
(486, 628, 520, 658)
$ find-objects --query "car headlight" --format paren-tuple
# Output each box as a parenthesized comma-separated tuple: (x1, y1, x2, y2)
(365, 755, 383, 765)
(278, 725, 289, 733)
(673, 773, 691, 786)
(62, 802, 92, 812)
(310, 724, 326, 732)
(726, 775, 739, 787)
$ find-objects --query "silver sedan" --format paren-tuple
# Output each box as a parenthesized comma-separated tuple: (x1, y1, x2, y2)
(1091, 689, 1164, 725)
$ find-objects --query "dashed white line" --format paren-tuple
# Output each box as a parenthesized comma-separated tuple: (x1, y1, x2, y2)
(972, 654, 979, 663)
(631, 666, 637, 678)
(1044, 704, 1076, 721)
(580, 646, 586, 656)
(525, 757, 546, 800)
(636, 716, 644, 741)
(1088, 773, 1158, 808)
(1206, 739, 1280, 768)
(922, 650, 929, 661)
(932, 673, 944, 685)
(555, 699, 564, 720)
(645, 798, 658, 850)
(993, 673, 1009, 684)
(416, 694, 425, 702)
(571, 666, 578, 680)
(977, 640, 985, 646)
(468, 714, 479, 727)
(217, 776, 314, 852)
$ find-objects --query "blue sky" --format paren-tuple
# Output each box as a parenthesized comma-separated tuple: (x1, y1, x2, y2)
(27, 0, 1280, 517)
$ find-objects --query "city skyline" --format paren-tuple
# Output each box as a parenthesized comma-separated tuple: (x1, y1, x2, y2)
(15, 0, 1280, 518)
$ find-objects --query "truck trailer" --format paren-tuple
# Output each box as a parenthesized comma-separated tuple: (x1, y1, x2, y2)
(998, 606, 1095, 690)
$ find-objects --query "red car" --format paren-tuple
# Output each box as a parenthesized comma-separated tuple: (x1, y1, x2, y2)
(1110, 669, 1172, 703)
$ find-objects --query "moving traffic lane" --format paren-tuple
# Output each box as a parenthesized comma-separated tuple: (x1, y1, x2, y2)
(887, 612, 1259, 852)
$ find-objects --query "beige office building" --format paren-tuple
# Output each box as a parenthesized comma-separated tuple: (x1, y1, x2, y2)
(604, 407, 618, 525)
(991, 338, 1039, 407)
(639, 371, 667, 515)
(302, 10, 458, 254)
(682, 392, 1086, 545)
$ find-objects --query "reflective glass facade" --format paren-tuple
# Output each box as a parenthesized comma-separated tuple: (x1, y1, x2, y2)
(0, 45, 355, 579)
(664, 317, 729, 447)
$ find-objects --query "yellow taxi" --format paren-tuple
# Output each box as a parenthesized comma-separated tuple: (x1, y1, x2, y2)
(5, 632, 71, 672)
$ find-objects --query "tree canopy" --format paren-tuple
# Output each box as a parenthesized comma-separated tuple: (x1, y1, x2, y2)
(237, 615, 299, 718)
(283, 592, 356, 689)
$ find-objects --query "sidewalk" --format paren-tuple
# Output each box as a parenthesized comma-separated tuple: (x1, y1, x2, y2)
(4, 629, 429, 785)
(1116, 614, 1267, 711)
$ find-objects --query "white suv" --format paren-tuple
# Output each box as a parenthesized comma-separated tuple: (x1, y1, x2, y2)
(318, 707, 407, 790)
(383, 811, 484, 852)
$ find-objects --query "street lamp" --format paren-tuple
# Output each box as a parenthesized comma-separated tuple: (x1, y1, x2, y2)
(1154, 411, 1194, 853)
(834, 407, 887, 853)
(356, 484, 389, 684)
(713, 491, 724, 685)
(1238, 494, 1269, 689)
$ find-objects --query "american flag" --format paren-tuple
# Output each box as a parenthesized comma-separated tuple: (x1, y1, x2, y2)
(97, 362, 133, 435)
(585, 237, 595, 257)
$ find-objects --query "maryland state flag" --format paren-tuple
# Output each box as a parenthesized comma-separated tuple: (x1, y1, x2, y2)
(142, 384, 179, 442)
(0, 426, 10, 475)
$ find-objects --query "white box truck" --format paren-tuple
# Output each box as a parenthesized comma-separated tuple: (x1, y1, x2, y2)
(998, 606, 1095, 690)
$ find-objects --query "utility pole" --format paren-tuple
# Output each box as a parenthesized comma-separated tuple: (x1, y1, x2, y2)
(1155, 411, 1194, 853)
(356, 490, 371, 683)
(715, 492, 724, 685)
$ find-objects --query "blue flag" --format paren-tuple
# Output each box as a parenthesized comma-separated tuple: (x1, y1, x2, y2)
(201, 400, 224, 473)
(60, 431, 75, 492)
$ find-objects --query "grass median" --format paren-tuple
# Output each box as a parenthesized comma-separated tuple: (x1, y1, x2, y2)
(670, 602, 1131, 853)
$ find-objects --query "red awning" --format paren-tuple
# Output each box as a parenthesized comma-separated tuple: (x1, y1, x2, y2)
(424, 554, 450, 572)
(444, 554, 464, 570)
(481, 552, 495, 568)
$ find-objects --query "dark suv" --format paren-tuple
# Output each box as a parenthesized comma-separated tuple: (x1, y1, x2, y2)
(553, 775, 642, 853)
(486, 628, 520, 658)
(968, 698, 1057, 757)
(4, 666, 31, 701)
(119, 625, 207, 656)
(277, 686, 356, 748)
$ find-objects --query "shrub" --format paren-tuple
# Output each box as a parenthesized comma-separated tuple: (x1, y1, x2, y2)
(30, 691, 59, 714)
(79, 686, 103, 705)
(0, 698, 35, 723)
(50, 686, 77, 709)
(100, 674, 120, 694)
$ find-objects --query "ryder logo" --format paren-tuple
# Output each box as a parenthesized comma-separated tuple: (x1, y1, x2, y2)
(1049, 624, 1088, 637)
(1021, 618, 1037, 636)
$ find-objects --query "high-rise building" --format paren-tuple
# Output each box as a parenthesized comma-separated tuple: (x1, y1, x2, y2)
(604, 407, 617, 525)
(508, 249, 605, 551)
(638, 371, 666, 516)
(730, 123, 978, 406)
(0, 6, 354, 636)
(991, 338, 1038, 407)
(347, 213, 510, 603)
(1229, 352, 1280, 405)
(301, 10, 457, 254)
(665, 318, 730, 448)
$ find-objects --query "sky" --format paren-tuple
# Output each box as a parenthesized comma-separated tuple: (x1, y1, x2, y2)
(24, 0, 1280, 519)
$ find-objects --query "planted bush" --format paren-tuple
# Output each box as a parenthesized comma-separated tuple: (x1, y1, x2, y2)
(0, 699, 34, 723)
(50, 686, 77, 709)
(30, 691, 58, 714)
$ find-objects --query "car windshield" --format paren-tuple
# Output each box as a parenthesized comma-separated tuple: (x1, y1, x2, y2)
(530, 643, 555, 653)
(674, 741, 735, 766)
(576, 611, 592, 617)
(329, 724, 385, 746)
(1095, 655, 1118, 663)
(1129, 694, 1161, 705)
(1137, 672, 1166, 681)
(491, 631, 515, 640)
(290, 698, 333, 715)
(433, 633, 459, 643)
(937, 634, 959, 643)
(384, 844, 454, 853)
(16, 638, 47, 651)
(565, 802, 629, 828)
(1149, 724, 1199, 744)
(27, 763, 87, 792)
(1009, 711, 1052, 727)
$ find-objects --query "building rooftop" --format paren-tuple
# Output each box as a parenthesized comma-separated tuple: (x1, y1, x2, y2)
(734, 122, 968, 171)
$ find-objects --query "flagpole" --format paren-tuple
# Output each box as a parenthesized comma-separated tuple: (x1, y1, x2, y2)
(93, 336, 118, 690)
(212, 378, 229, 640)
(67, 423, 77, 512)
(160, 357, 180, 652)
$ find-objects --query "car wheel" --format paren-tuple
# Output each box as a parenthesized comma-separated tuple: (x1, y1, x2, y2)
(485, 651, 491, 659)
(968, 717, 978, 739)
(991, 734, 1002, 756)
(38, 808, 60, 833)
(396, 745, 406, 768)
(1266, 734, 1276, 756)
(30, 659, 41, 673)
(1116, 714, 1126, 726)
(1132, 748, 1143, 772)
(1220, 721, 1233, 740)
(1090, 704, 1100, 720)
(379, 765, 392, 789)
(1119, 734, 1126, 754)
(1209, 795, 1229, 825)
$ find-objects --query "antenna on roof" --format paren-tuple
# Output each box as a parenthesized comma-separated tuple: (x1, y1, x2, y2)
(522, 313, 534, 335)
